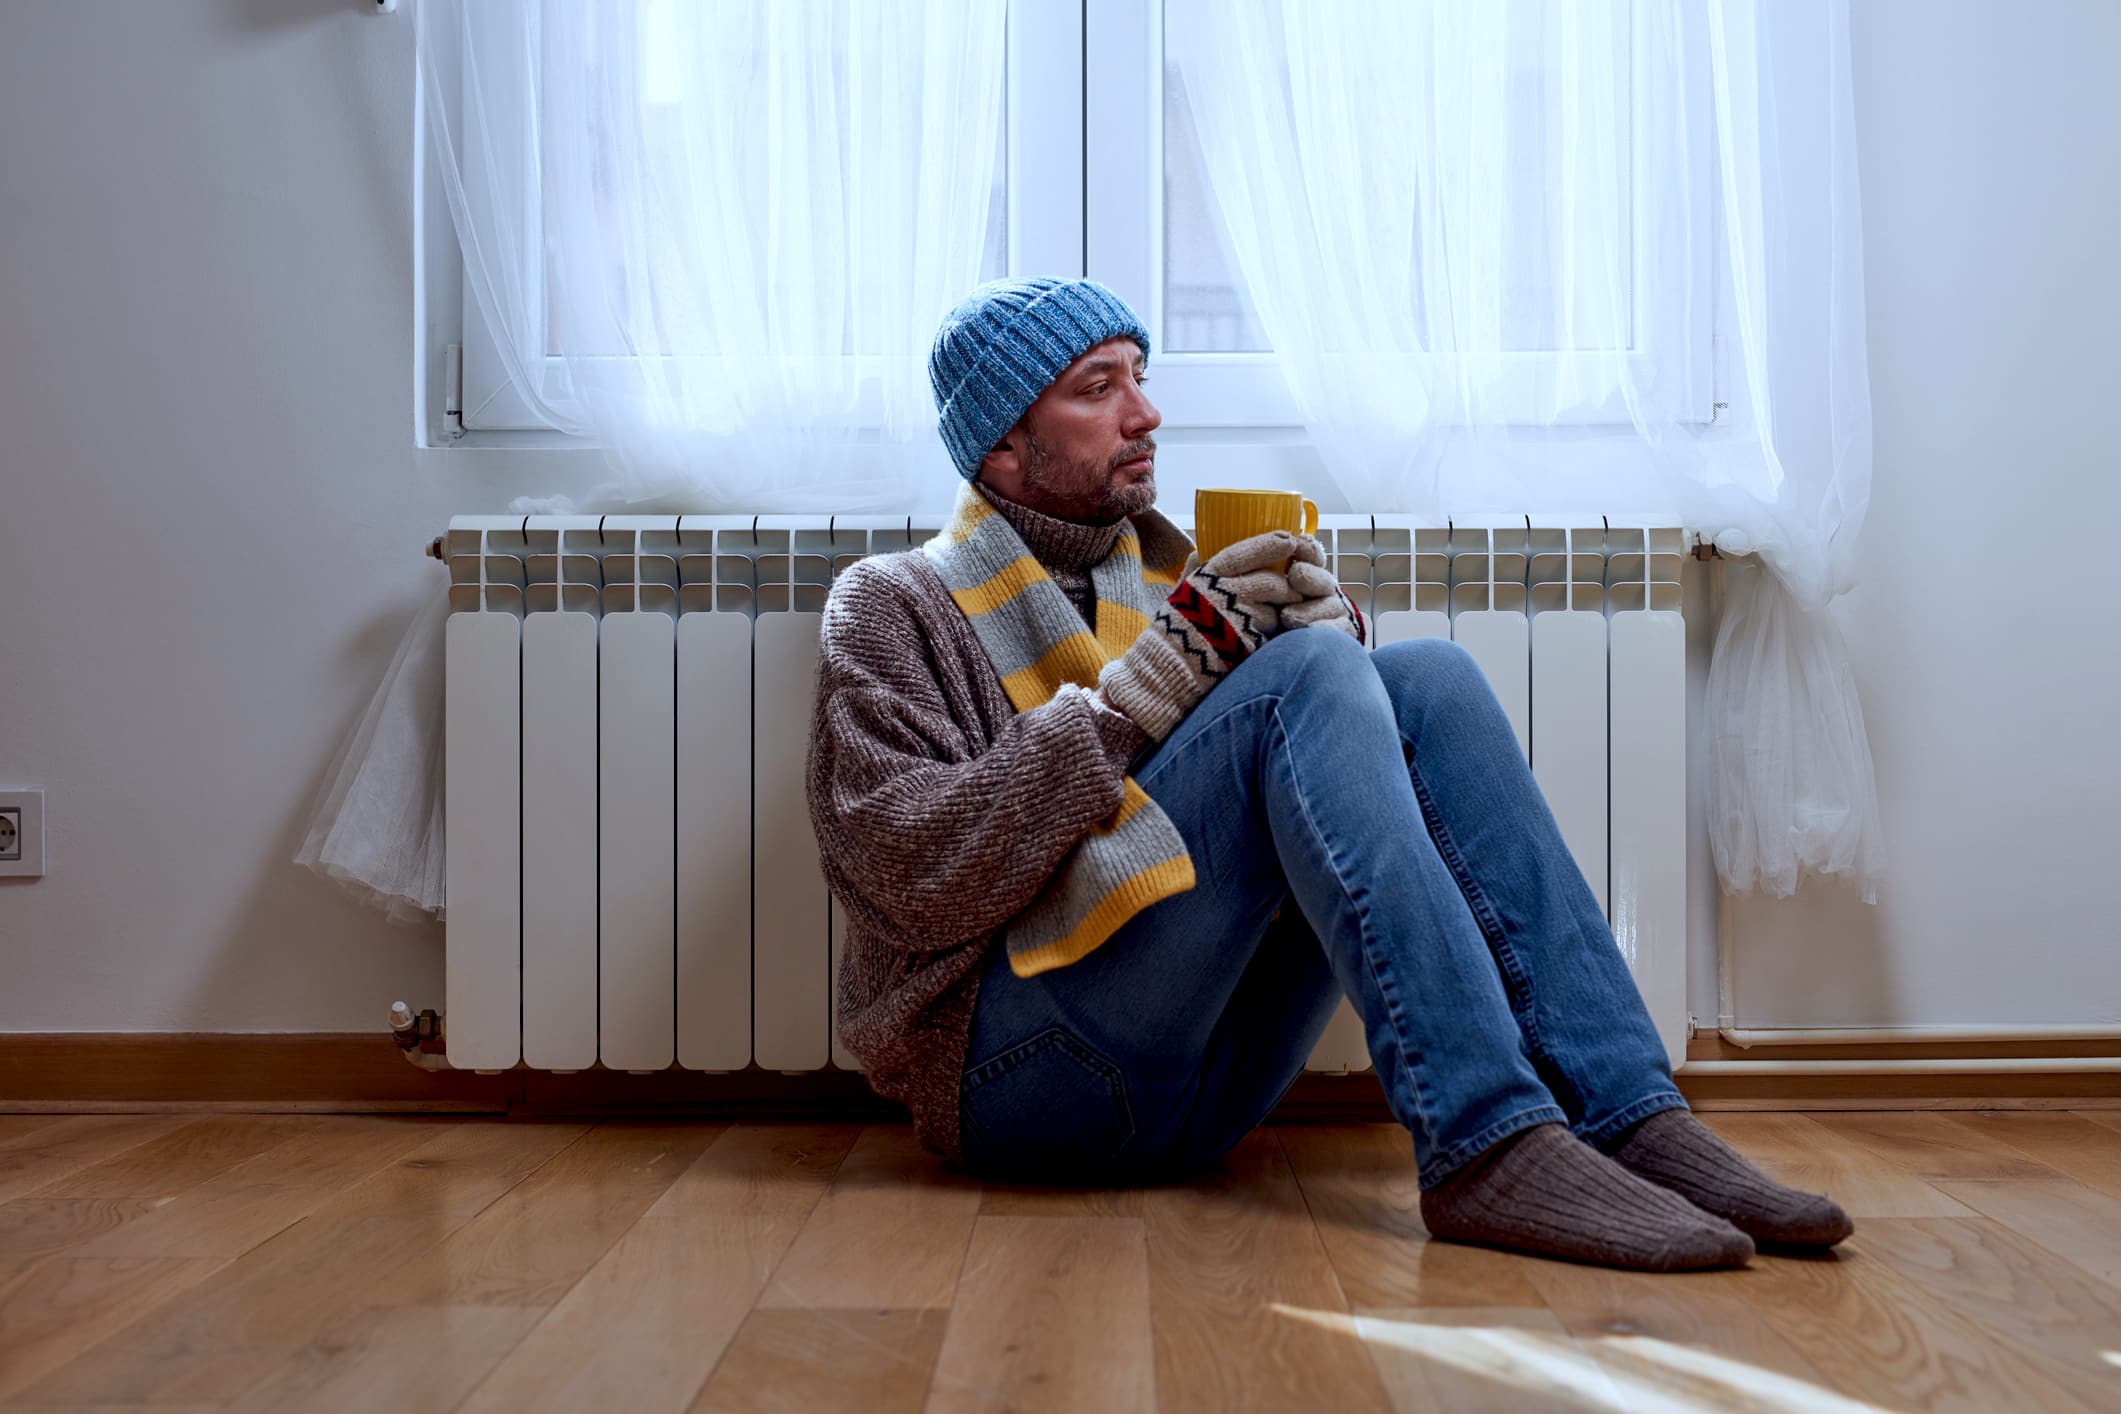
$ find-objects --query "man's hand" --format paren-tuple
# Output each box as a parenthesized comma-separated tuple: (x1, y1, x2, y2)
(1096, 529, 1312, 741)
(1167, 529, 1319, 660)
(1279, 534, 1365, 644)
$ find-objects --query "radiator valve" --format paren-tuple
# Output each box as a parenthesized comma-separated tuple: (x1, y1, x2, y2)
(388, 1001, 444, 1051)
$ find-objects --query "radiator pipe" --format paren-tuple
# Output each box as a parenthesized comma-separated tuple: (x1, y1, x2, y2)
(390, 1000, 454, 1071)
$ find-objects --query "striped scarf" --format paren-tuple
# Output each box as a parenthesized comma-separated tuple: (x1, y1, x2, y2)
(924, 482, 1197, 977)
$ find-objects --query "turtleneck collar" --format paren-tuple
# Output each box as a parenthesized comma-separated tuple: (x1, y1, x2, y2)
(975, 482, 1129, 573)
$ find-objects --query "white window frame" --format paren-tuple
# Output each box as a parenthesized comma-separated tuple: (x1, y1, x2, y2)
(448, 0, 1084, 436)
(431, 0, 1718, 439)
(1084, 0, 1718, 430)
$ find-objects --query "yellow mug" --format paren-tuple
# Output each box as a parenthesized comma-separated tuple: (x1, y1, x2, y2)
(1193, 487, 1319, 564)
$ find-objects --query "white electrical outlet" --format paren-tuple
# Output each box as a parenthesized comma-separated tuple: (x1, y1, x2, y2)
(0, 791, 44, 878)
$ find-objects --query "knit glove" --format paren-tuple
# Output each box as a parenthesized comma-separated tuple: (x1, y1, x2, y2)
(1095, 530, 1314, 742)
(1280, 554, 1367, 645)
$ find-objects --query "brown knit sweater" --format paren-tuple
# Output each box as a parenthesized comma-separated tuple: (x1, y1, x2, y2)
(804, 487, 1184, 1159)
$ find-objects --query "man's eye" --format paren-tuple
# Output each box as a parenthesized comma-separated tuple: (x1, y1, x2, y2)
(1088, 381, 1108, 395)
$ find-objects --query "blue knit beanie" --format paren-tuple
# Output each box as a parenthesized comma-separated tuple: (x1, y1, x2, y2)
(929, 277, 1152, 480)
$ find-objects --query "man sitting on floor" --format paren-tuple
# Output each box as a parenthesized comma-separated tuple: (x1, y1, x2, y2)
(805, 276, 1851, 1271)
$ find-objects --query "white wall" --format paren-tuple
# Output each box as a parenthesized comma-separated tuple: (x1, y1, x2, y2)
(1702, 0, 2121, 1029)
(1, 0, 2114, 1033)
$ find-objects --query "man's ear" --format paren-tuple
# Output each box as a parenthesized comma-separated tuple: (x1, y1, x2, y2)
(979, 421, 1026, 483)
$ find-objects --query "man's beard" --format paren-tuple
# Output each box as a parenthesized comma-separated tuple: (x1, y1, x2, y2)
(1018, 429, 1158, 524)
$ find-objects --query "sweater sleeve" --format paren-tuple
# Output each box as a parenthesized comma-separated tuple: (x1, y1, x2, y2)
(805, 560, 1150, 949)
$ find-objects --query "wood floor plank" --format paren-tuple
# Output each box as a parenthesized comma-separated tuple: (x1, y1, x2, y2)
(0, 1116, 320, 1266)
(0, 1117, 189, 1206)
(18, 1217, 484, 1404)
(1810, 1112, 2058, 1181)
(453, 1125, 854, 1414)
(310, 1117, 594, 1228)
(457, 1215, 802, 1414)
(688, 1309, 949, 1414)
(978, 1180, 1144, 1217)
(643, 1123, 860, 1221)
(1279, 1123, 1544, 1309)
(1732, 1240, 2095, 1411)
(1518, 1258, 1855, 1412)
(756, 1126, 983, 1311)
(0, 1199, 164, 1273)
(0, 1255, 224, 1399)
(375, 1121, 721, 1309)
(1143, 1130, 1392, 1414)
(15, 1115, 317, 1201)
(1858, 1217, 2121, 1413)
(1931, 1180, 2121, 1290)
(1346, 1307, 1620, 1413)
(224, 1304, 547, 1414)
(1702, 1114, 1974, 1217)
(63, 1115, 448, 1259)
(1950, 1111, 2121, 1200)
(0, 1119, 474, 1402)
(0, 1118, 65, 1146)
(927, 1216, 1154, 1414)
(2076, 1110, 2121, 1138)
(15, 1120, 602, 1405)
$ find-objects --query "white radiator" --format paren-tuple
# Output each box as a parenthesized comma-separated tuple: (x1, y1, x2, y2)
(442, 515, 1689, 1079)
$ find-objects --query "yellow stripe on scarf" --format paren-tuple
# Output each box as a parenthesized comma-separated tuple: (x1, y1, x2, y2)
(1094, 601, 1148, 658)
(997, 633, 1110, 710)
(948, 555, 1047, 618)
(1005, 855, 1199, 978)
(935, 493, 995, 544)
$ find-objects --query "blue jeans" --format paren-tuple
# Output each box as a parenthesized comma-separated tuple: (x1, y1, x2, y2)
(959, 628, 1685, 1188)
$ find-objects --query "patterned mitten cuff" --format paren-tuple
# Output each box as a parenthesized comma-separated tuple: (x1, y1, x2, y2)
(1095, 530, 1310, 741)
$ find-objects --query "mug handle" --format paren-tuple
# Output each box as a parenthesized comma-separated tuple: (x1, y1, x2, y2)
(1301, 498, 1318, 538)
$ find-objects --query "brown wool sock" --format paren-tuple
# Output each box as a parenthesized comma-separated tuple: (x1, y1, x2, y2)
(1604, 1108, 1853, 1248)
(1419, 1122, 1754, 1273)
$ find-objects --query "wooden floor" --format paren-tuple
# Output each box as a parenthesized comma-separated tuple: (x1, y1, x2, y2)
(2, 1112, 2120, 1411)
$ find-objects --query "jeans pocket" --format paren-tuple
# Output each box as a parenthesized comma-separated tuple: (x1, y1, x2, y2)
(959, 1025, 1137, 1176)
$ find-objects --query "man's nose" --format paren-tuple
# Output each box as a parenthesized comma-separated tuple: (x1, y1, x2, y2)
(1125, 381, 1162, 437)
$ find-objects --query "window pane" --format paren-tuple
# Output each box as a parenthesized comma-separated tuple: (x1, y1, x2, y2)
(1161, 2, 1636, 357)
(1163, 65, 1270, 353)
(543, 2, 1009, 354)
(980, 61, 1007, 283)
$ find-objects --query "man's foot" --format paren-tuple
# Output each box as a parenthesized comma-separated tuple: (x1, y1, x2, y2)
(1603, 1108, 1853, 1248)
(1419, 1122, 1754, 1272)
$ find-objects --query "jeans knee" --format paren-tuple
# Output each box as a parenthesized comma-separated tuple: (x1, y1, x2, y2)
(1257, 621, 1375, 690)
(1373, 637, 1498, 737)
(1252, 623, 1392, 720)
(1267, 621, 1370, 669)
(1374, 636, 1481, 703)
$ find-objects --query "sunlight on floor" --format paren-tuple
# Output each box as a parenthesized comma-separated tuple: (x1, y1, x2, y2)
(1273, 1303, 1893, 1413)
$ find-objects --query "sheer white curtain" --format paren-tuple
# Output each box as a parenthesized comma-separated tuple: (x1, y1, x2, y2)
(1170, 0, 1882, 901)
(295, 593, 449, 926)
(417, 0, 1005, 510)
(298, 1, 1005, 921)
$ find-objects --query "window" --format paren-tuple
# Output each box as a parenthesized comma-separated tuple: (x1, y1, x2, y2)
(449, 0, 1020, 433)
(1085, 0, 1717, 428)
(437, 0, 1717, 438)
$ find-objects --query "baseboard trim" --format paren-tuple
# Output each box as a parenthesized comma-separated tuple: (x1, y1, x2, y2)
(1, 1033, 2115, 1118)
